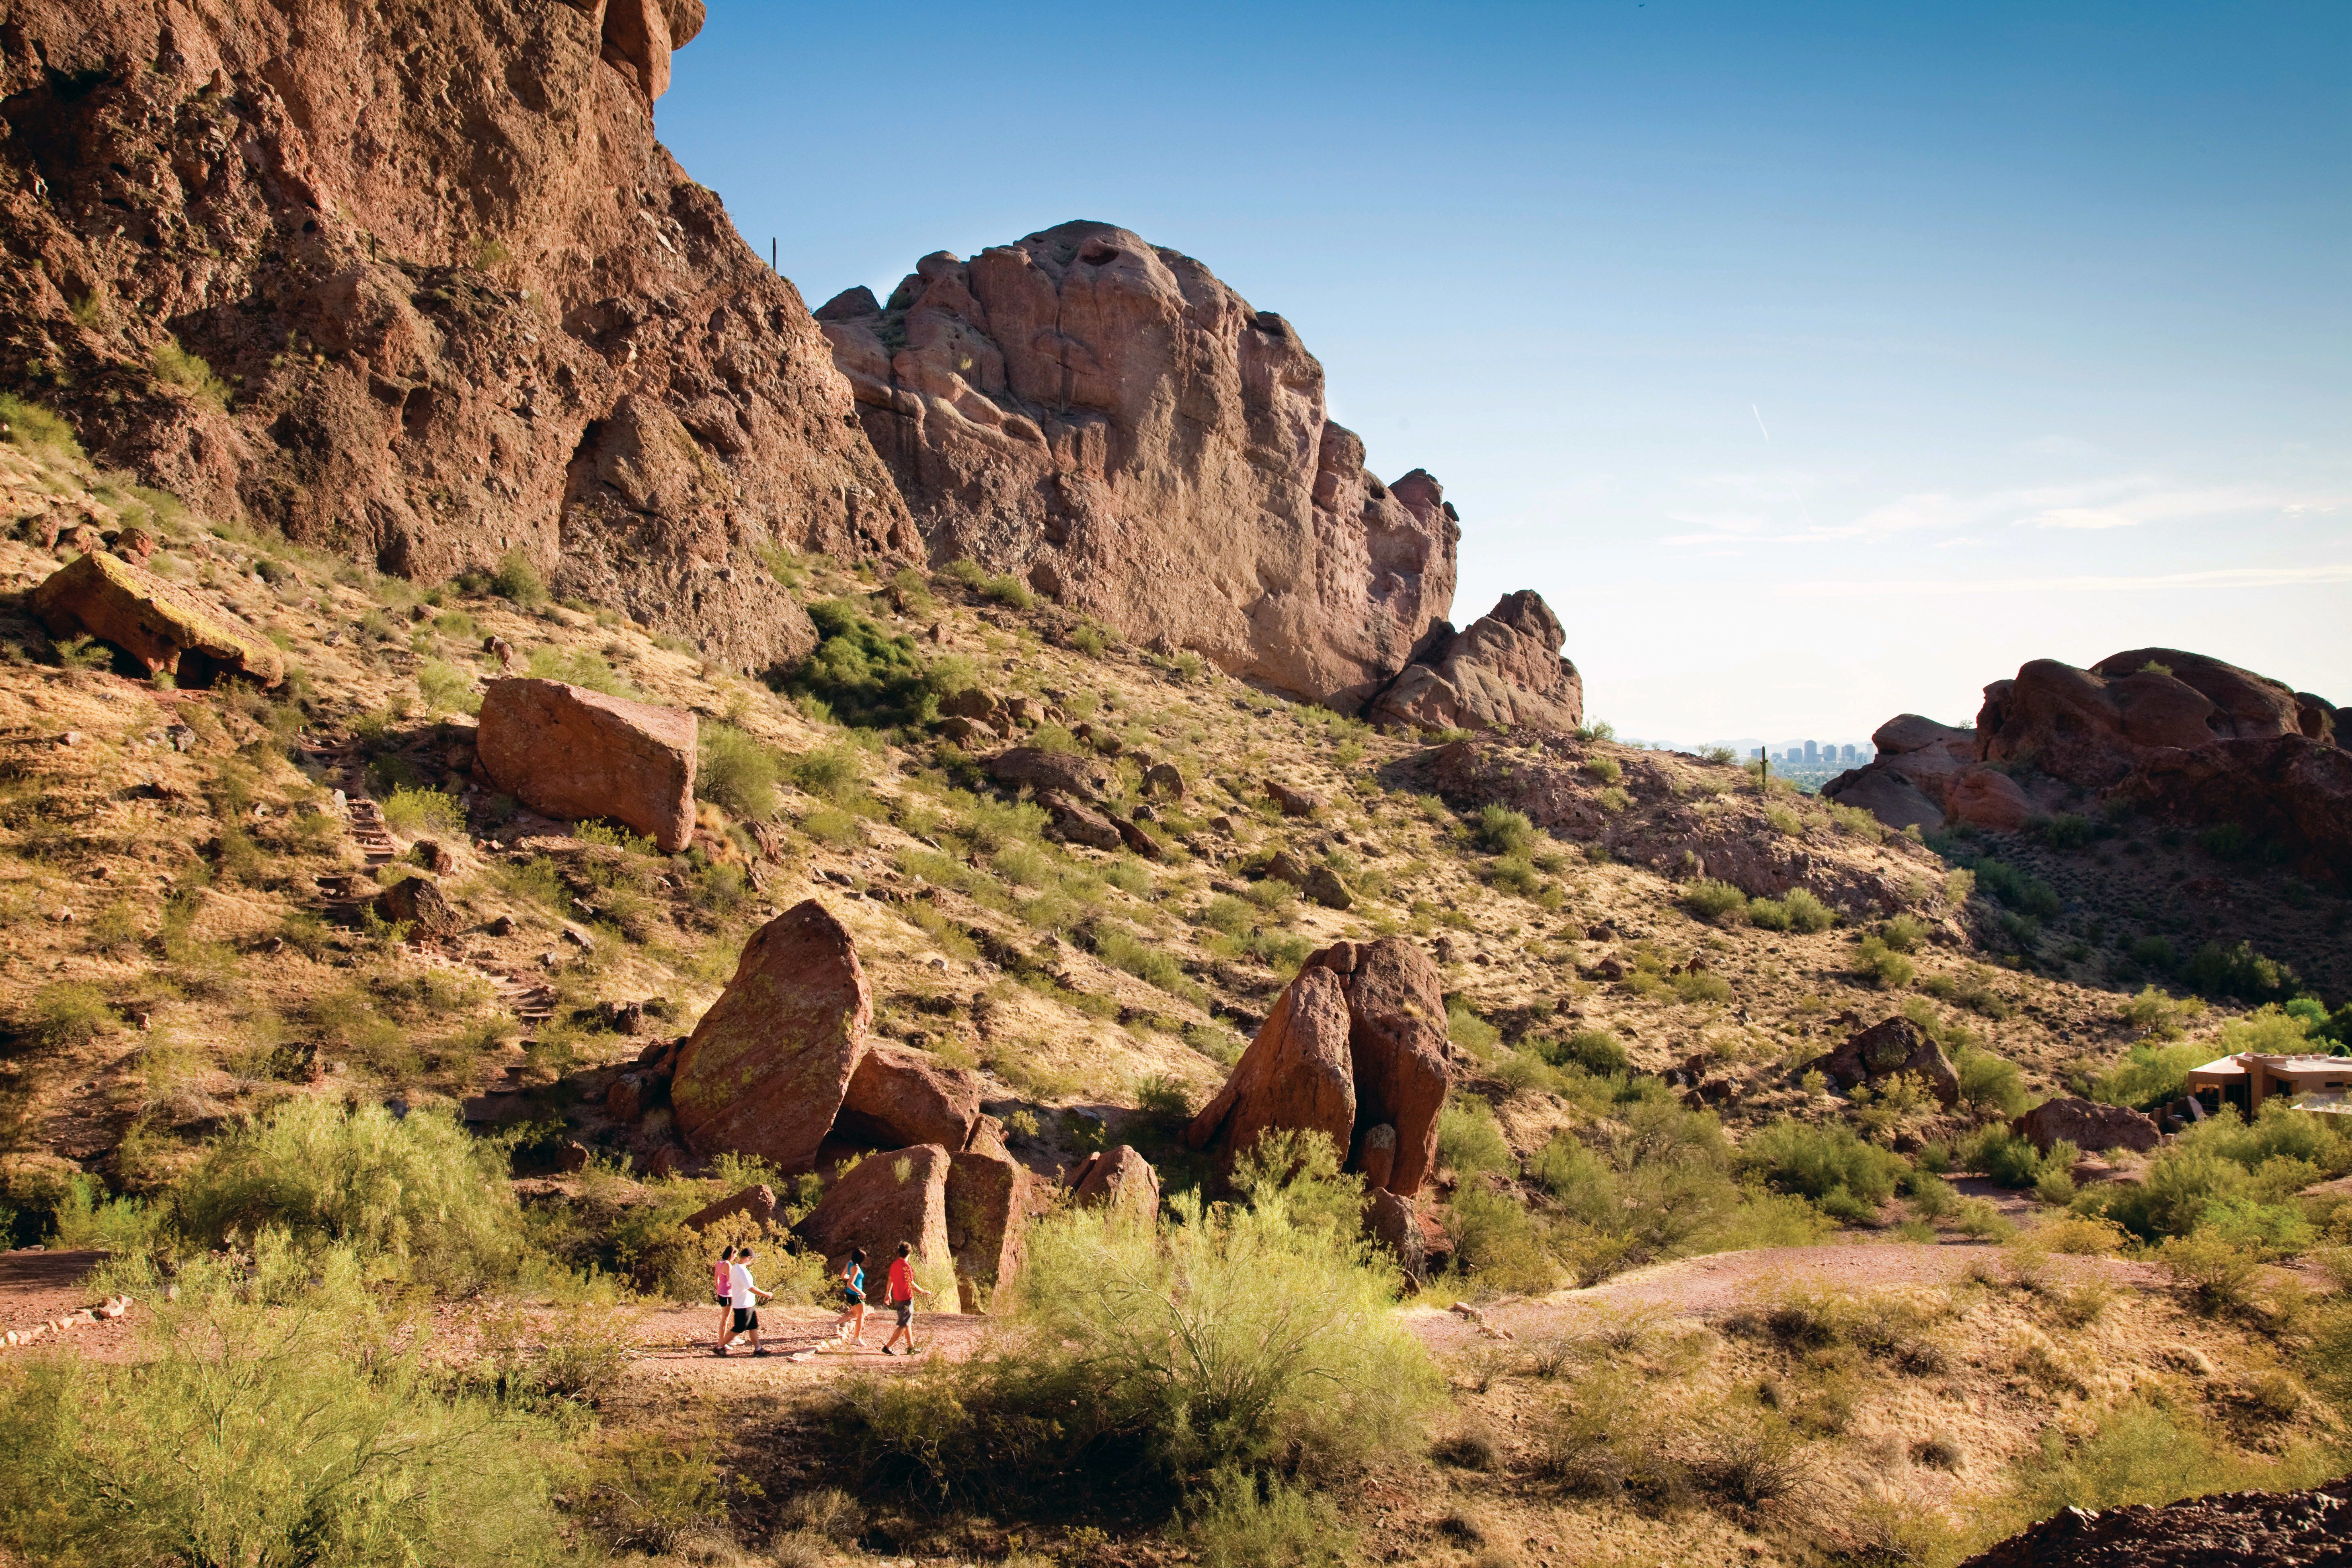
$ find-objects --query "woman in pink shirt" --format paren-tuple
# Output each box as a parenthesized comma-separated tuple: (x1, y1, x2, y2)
(712, 1246, 735, 1350)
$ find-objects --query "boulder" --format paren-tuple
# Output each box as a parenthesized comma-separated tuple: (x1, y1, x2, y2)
(1266, 780, 1321, 817)
(1317, 938, 1452, 1196)
(838, 1043, 983, 1151)
(792, 1145, 956, 1309)
(1142, 762, 1185, 797)
(670, 901, 871, 1172)
(1183, 967, 1358, 1174)
(1367, 591, 1583, 735)
(1113, 815, 1163, 860)
(683, 1183, 777, 1232)
(1263, 849, 1313, 887)
(816, 224, 1456, 710)
(476, 679, 696, 852)
(1304, 864, 1354, 910)
(1365, 1188, 1424, 1278)
(945, 1145, 1030, 1309)
(1358, 1123, 1398, 1192)
(1066, 1144, 1161, 1220)
(1038, 790, 1123, 851)
(1944, 766, 2036, 831)
(2012, 1097, 2162, 1156)
(30, 550, 283, 688)
(373, 875, 454, 935)
(987, 746, 1114, 802)
(1800, 1016, 1960, 1108)
(939, 688, 998, 720)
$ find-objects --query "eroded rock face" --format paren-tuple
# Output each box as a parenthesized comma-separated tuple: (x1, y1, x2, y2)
(1827, 649, 2351, 880)
(817, 223, 1456, 707)
(2012, 1097, 2161, 1156)
(30, 550, 283, 688)
(670, 901, 871, 1172)
(792, 1144, 956, 1307)
(476, 679, 696, 852)
(1367, 591, 1584, 735)
(0, 0, 911, 672)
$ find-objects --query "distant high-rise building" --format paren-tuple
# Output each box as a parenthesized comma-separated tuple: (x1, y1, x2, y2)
(1841, 743, 1858, 763)
(1804, 740, 1819, 763)
(1785, 747, 1802, 763)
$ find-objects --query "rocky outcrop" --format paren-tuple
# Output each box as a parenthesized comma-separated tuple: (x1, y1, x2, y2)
(665, 900, 993, 1176)
(838, 1044, 983, 1151)
(670, 901, 872, 1171)
(30, 549, 282, 688)
(1829, 650, 2351, 878)
(1065, 1145, 1161, 1221)
(682, 1183, 776, 1233)
(476, 679, 697, 852)
(1955, 1478, 2352, 1568)
(792, 1144, 956, 1306)
(1366, 1190, 1425, 1278)
(945, 1145, 1029, 1309)
(2012, 1097, 2161, 1156)
(1367, 591, 1584, 735)
(816, 223, 1456, 708)
(0, 0, 912, 672)
(373, 875, 454, 936)
(986, 746, 1115, 802)
(1186, 937, 1450, 1197)
(1800, 1017, 1960, 1107)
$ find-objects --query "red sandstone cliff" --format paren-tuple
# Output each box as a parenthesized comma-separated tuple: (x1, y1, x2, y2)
(0, 0, 915, 673)
(816, 223, 1460, 708)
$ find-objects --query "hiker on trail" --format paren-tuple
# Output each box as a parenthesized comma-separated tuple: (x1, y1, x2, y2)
(716, 1246, 774, 1358)
(830, 1247, 868, 1350)
(712, 1246, 735, 1348)
(879, 1240, 932, 1357)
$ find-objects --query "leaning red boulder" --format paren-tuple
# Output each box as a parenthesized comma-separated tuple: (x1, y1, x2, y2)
(31, 549, 283, 688)
(1307, 938, 1451, 1196)
(1065, 1144, 1161, 1220)
(838, 1043, 983, 1151)
(946, 1145, 1030, 1309)
(670, 901, 871, 1172)
(476, 678, 696, 852)
(1184, 967, 1357, 1176)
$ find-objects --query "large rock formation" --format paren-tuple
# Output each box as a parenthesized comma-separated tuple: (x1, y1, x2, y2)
(815, 222, 1457, 708)
(1367, 590, 1584, 735)
(2012, 1097, 2162, 1156)
(1956, 1476, 2352, 1568)
(792, 1143, 956, 1300)
(1827, 649, 2352, 880)
(1799, 1017, 1960, 1108)
(0, 0, 914, 672)
(1186, 937, 1450, 1197)
(475, 678, 697, 852)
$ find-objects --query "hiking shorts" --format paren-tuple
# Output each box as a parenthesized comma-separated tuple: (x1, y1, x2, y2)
(731, 1307, 759, 1333)
(844, 1287, 865, 1307)
(892, 1299, 913, 1327)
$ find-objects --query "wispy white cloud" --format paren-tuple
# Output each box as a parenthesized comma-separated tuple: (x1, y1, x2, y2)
(1779, 562, 2352, 599)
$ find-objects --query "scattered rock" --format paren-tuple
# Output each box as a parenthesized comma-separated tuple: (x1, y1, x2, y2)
(1263, 849, 1313, 887)
(1037, 789, 1123, 851)
(838, 1043, 984, 1150)
(987, 746, 1114, 802)
(670, 900, 872, 1173)
(1367, 589, 1582, 735)
(413, 839, 455, 873)
(476, 679, 697, 852)
(1065, 1144, 1162, 1220)
(683, 1184, 777, 1232)
(373, 875, 454, 935)
(1303, 863, 1353, 910)
(1955, 1477, 2352, 1568)
(1266, 780, 1321, 817)
(1143, 761, 1185, 797)
(2012, 1097, 2162, 1156)
(1800, 1016, 1960, 1107)
(1366, 1188, 1425, 1278)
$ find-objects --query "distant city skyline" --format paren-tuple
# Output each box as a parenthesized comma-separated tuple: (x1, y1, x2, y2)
(664, 2, 2349, 740)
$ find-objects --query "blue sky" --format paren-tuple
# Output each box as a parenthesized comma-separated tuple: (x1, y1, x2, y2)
(659, 2, 2350, 743)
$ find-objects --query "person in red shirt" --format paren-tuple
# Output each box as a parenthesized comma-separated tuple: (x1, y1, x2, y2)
(880, 1240, 932, 1357)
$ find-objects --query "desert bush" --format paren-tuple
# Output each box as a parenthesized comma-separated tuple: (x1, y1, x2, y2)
(172, 1099, 523, 1291)
(0, 391, 83, 458)
(1959, 1124, 2048, 1188)
(1877, 913, 1929, 952)
(1739, 1120, 1905, 1221)
(1094, 926, 1209, 1008)
(1853, 934, 1916, 989)
(1681, 878, 1747, 923)
(835, 1174, 1439, 1507)
(1955, 1046, 2029, 1117)
(1999, 1396, 2337, 1534)
(490, 549, 547, 607)
(1447, 997, 1501, 1056)
(22, 983, 115, 1049)
(0, 1239, 570, 1568)
(1975, 858, 2061, 917)
(1749, 887, 1834, 934)
(2094, 1038, 2207, 1109)
(381, 785, 466, 837)
(1437, 1098, 1513, 1176)
(581, 1429, 735, 1554)
(787, 743, 864, 801)
(2180, 939, 2299, 1002)
(698, 722, 782, 818)
(415, 659, 482, 716)
(1474, 804, 1537, 855)
(152, 335, 230, 410)
(1538, 1028, 1628, 1075)
(1186, 1468, 1353, 1568)
(782, 597, 937, 727)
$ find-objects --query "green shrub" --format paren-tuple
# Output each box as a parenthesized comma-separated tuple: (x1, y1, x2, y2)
(1975, 859, 2061, 918)
(1959, 1125, 2046, 1188)
(0, 392, 84, 459)
(490, 550, 546, 607)
(151, 336, 230, 411)
(1739, 1120, 1906, 1220)
(1955, 1047, 2029, 1118)
(698, 722, 782, 819)
(2180, 940, 2299, 1003)
(2119, 984, 2203, 1039)
(23, 983, 115, 1049)
(1681, 878, 1748, 923)
(783, 598, 937, 727)
(1436, 1099, 1512, 1176)
(1186, 1469, 1353, 1568)
(1878, 913, 1929, 953)
(1446, 1184, 1555, 1293)
(1749, 887, 1835, 934)
(1853, 935, 1916, 989)
(380, 785, 466, 838)
(416, 659, 482, 716)
(837, 1184, 1439, 1507)
(1474, 804, 1537, 855)
(45, 1174, 160, 1253)
(2129, 934, 2177, 972)
(1094, 927, 1209, 1008)
(786, 743, 864, 801)
(1539, 1028, 1628, 1075)
(1582, 755, 1622, 786)
(0, 1239, 570, 1568)
(1446, 997, 1501, 1057)
(171, 1100, 524, 1291)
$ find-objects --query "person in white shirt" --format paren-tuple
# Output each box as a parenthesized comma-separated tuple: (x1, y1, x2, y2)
(716, 1247, 774, 1357)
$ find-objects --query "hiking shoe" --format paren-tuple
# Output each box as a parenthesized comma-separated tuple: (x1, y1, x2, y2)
(753, 1348, 771, 1358)
(713, 1347, 728, 1357)
(882, 1346, 897, 1356)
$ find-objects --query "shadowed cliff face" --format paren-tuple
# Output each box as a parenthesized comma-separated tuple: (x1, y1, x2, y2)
(0, 0, 916, 673)
(817, 222, 1461, 708)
